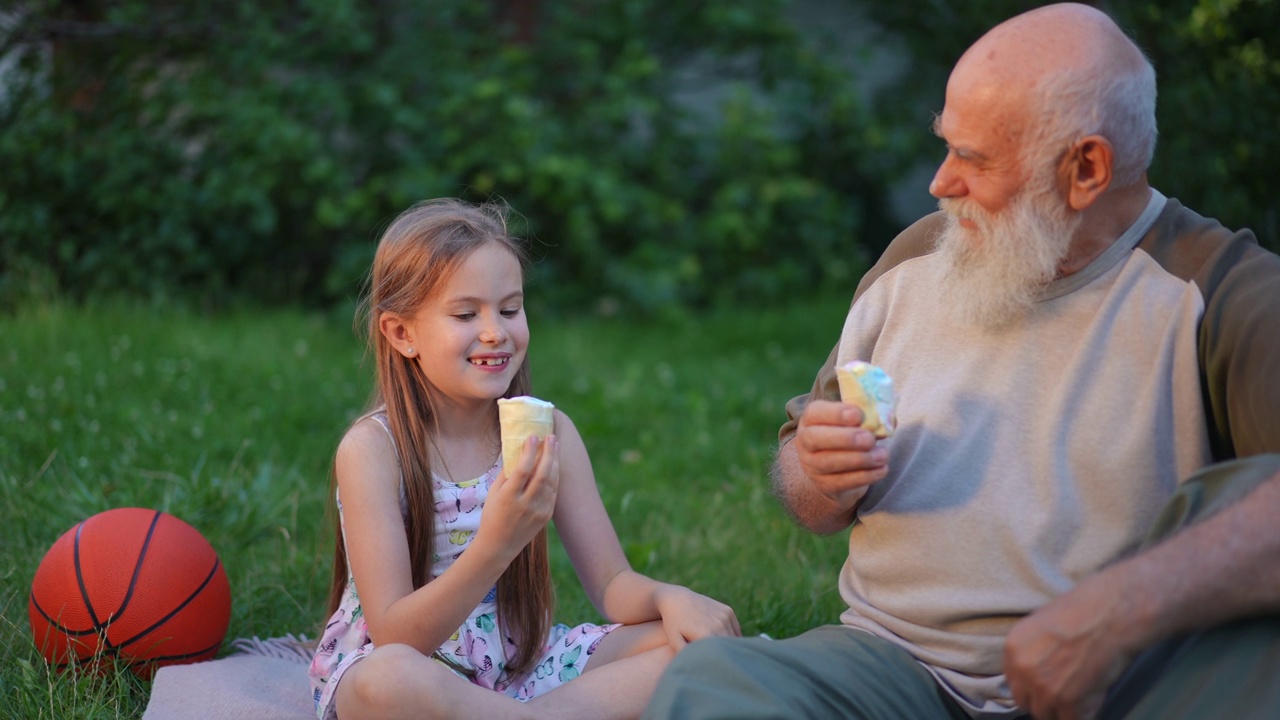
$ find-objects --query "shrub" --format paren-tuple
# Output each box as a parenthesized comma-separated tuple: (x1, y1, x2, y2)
(0, 0, 896, 312)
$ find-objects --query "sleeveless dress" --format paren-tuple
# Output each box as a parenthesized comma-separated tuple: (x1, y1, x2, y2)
(308, 414, 619, 719)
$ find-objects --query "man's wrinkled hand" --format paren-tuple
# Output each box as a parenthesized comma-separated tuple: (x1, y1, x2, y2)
(794, 400, 889, 509)
(1005, 576, 1134, 720)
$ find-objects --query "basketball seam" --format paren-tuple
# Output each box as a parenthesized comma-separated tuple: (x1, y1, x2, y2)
(111, 509, 164, 624)
(72, 520, 101, 629)
(28, 593, 103, 637)
(126, 638, 224, 668)
(116, 557, 224, 652)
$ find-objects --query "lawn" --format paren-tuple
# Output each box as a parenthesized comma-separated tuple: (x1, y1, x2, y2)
(0, 295, 853, 718)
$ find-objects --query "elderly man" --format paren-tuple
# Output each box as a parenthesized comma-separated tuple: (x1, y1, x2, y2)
(643, 4, 1280, 720)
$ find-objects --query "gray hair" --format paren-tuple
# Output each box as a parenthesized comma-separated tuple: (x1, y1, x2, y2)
(1028, 49, 1157, 187)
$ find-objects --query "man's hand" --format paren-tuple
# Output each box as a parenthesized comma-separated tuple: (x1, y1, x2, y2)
(1004, 573, 1135, 720)
(794, 399, 889, 509)
(773, 399, 890, 534)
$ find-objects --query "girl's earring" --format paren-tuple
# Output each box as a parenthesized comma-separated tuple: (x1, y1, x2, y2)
(407, 348, 416, 357)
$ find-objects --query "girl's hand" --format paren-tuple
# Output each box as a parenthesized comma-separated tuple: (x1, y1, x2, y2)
(654, 585, 742, 651)
(479, 435, 559, 561)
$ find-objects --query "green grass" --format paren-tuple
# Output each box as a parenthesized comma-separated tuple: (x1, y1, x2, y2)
(0, 296, 853, 718)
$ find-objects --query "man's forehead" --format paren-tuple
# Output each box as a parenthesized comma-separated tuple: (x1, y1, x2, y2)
(936, 78, 1025, 153)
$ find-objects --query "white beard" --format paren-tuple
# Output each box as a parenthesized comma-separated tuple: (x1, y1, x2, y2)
(933, 184, 1082, 329)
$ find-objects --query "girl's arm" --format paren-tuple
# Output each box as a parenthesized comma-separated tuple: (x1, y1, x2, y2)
(551, 411, 741, 648)
(336, 417, 556, 654)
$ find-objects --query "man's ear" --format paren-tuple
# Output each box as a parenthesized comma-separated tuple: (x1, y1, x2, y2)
(1064, 134, 1113, 211)
(379, 312, 417, 358)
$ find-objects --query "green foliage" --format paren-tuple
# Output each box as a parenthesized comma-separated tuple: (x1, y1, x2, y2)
(861, 0, 1280, 251)
(0, 0, 889, 312)
(1125, 0, 1280, 247)
(0, 296, 851, 715)
(3, 1, 1274, 313)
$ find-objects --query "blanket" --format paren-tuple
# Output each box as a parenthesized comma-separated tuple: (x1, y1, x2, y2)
(142, 635, 315, 720)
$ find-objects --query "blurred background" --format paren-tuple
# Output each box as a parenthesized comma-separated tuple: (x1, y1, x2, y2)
(2, 0, 1277, 317)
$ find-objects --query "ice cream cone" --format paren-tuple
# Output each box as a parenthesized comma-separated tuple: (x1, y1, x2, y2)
(498, 396, 556, 472)
(836, 361, 896, 438)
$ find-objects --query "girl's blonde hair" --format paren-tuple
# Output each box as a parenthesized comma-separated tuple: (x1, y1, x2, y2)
(326, 198, 552, 680)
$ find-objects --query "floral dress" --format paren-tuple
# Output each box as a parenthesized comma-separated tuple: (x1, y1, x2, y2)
(308, 414, 618, 719)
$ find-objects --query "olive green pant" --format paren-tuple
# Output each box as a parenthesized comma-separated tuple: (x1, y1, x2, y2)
(642, 455, 1280, 720)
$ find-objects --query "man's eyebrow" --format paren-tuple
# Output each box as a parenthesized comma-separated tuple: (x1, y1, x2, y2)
(930, 115, 987, 162)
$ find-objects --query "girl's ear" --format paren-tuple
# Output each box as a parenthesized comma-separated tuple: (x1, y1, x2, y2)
(379, 312, 417, 358)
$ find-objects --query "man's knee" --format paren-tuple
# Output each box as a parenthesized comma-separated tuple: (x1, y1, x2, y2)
(1145, 454, 1280, 544)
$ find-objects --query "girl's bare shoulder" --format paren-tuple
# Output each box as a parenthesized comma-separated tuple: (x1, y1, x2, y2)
(335, 415, 401, 493)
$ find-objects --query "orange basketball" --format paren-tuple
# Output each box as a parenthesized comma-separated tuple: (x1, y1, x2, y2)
(28, 507, 232, 678)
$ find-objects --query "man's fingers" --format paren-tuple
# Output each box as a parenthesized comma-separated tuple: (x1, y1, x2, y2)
(801, 442, 887, 473)
(800, 399, 864, 428)
(796, 423, 879, 455)
(814, 464, 889, 486)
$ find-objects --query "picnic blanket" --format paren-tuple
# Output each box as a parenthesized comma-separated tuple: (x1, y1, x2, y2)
(142, 634, 315, 720)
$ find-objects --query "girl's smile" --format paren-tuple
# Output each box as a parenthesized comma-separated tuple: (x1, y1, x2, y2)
(469, 354, 512, 371)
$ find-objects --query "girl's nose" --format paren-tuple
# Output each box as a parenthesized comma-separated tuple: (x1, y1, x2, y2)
(479, 322, 506, 344)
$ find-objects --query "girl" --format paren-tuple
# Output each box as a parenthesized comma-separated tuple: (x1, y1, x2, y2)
(308, 198, 740, 720)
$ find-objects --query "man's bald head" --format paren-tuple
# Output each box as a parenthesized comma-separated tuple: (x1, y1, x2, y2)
(951, 3, 1157, 187)
(956, 4, 1139, 88)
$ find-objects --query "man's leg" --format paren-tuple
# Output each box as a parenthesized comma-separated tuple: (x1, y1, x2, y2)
(1100, 454, 1280, 720)
(641, 625, 971, 720)
(1139, 454, 1280, 547)
(1101, 616, 1280, 720)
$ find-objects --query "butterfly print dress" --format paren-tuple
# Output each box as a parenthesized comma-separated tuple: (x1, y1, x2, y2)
(308, 414, 618, 720)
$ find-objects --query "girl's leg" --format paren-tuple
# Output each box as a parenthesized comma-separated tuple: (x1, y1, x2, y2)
(521, 621, 675, 720)
(528, 645, 675, 720)
(335, 643, 540, 720)
(579, 620, 668, 668)
(334, 625, 680, 720)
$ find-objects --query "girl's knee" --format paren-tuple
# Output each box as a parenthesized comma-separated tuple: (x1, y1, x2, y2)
(358, 643, 422, 682)
(338, 644, 456, 716)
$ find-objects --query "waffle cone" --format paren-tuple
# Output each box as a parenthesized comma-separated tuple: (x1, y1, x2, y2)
(498, 397, 556, 472)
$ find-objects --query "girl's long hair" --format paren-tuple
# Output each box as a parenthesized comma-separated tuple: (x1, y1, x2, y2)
(325, 198, 552, 680)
